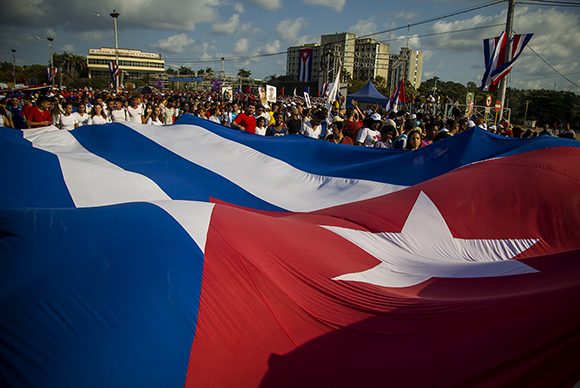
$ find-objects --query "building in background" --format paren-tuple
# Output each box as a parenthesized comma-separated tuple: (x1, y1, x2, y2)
(353, 38, 390, 81)
(87, 48, 165, 82)
(388, 47, 424, 93)
(285, 33, 423, 95)
(286, 43, 321, 83)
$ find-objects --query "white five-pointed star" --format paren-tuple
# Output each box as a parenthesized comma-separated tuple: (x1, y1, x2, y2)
(323, 192, 539, 288)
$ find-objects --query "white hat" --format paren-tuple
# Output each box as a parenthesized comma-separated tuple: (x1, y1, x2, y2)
(489, 125, 497, 131)
(467, 120, 476, 128)
(410, 114, 417, 119)
(370, 113, 382, 121)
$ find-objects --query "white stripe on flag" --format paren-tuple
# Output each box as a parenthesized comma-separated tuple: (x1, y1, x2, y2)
(23, 126, 171, 207)
(153, 200, 214, 254)
(124, 122, 407, 212)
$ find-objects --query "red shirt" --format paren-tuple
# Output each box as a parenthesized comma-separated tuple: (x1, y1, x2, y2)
(27, 106, 52, 128)
(233, 113, 256, 134)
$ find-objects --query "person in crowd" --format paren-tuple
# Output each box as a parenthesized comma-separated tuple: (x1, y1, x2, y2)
(326, 116, 353, 145)
(405, 129, 424, 150)
(300, 110, 325, 139)
(343, 107, 363, 142)
(356, 113, 382, 147)
(0, 99, 14, 128)
(127, 96, 144, 124)
(208, 107, 222, 124)
(110, 99, 128, 122)
(255, 116, 268, 136)
(232, 104, 257, 133)
(266, 112, 288, 137)
(161, 99, 176, 125)
(374, 124, 398, 149)
(58, 101, 79, 130)
(76, 102, 90, 127)
(145, 105, 163, 126)
(286, 107, 302, 134)
(89, 103, 110, 125)
(559, 123, 576, 139)
(26, 96, 53, 128)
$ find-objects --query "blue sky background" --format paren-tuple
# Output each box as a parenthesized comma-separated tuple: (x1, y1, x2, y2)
(2, 0, 579, 91)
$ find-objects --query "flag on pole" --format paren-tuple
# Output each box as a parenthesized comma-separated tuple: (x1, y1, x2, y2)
(481, 32, 533, 91)
(386, 79, 406, 112)
(108, 61, 120, 84)
(293, 87, 297, 97)
(1, 120, 579, 387)
(298, 47, 313, 82)
(46, 67, 58, 82)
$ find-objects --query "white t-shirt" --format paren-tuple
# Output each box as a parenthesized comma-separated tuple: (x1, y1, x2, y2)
(255, 126, 267, 136)
(161, 106, 175, 125)
(75, 112, 90, 127)
(127, 105, 144, 124)
(300, 120, 321, 139)
(0, 115, 4, 127)
(356, 127, 381, 147)
(146, 117, 163, 126)
(89, 115, 110, 125)
(59, 113, 78, 131)
(110, 108, 127, 122)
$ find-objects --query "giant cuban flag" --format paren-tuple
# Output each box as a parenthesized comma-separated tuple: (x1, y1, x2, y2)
(1, 116, 579, 387)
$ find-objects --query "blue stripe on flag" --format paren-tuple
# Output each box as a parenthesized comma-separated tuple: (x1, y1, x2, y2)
(0, 202, 204, 387)
(70, 123, 285, 211)
(0, 129, 75, 208)
(176, 116, 578, 186)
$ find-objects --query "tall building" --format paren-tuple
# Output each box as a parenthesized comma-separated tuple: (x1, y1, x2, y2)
(353, 38, 390, 81)
(286, 44, 321, 82)
(87, 47, 165, 81)
(319, 32, 356, 83)
(387, 47, 424, 93)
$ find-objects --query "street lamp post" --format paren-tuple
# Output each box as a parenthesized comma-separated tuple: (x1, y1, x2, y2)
(110, 9, 120, 90)
(11, 49, 16, 86)
(47, 37, 54, 89)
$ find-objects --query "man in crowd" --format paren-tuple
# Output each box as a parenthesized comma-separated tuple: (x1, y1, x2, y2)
(231, 104, 257, 134)
(25, 96, 53, 128)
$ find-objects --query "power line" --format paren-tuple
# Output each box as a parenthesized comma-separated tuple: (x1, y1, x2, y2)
(517, 1, 580, 7)
(357, 0, 507, 40)
(524, 45, 580, 89)
(165, 0, 506, 64)
(378, 24, 504, 44)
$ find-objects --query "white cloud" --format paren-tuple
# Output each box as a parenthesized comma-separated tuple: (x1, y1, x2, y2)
(250, 0, 282, 11)
(261, 39, 281, 54)
(349, 18, 377, 37)
(275, 18, 310, 44)
(393, 10, 417, 21)
(78, 30, 111, 42)
(151, 33, 194, 53)
(62, 44, 75, 53)
(233, 37, 249, 53)
(425, 6, 580, 90)
(2, 0, 221, 31)
(304, 0, 345, 12)
(212, 13, 240, 34)
(233, 2, 244, 13)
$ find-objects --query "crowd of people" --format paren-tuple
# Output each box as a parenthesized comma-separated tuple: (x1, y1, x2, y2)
(0, 87, 576, 148)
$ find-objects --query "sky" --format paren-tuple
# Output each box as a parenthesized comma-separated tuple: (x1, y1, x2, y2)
(1, 0, 579, 91)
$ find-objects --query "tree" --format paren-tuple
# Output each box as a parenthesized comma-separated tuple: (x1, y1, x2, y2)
(178, 66, 195, 75)
(237, 68, 251, 79)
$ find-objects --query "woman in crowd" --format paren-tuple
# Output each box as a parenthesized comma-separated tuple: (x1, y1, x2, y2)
(255, 116, 268, 136)
(405, 129, 424, 151)
(76, 102, 90, 127)
(145, 104, 163, 126)
(58, 101, 79, 130)
(89, 103, 110, 125)
(266, 112, 288, 137)
(0, 99, 14, 128)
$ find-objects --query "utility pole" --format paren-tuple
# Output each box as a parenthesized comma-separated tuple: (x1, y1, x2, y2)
(11, 49, 16, 86)
(524, 99, 530, 123)
(220, 57, 225, 81)
(497, 0, 515, 122)
(47, 37, 54, 89)
(110, 9, 120, 90)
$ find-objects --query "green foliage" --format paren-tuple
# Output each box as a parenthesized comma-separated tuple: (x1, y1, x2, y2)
(237, 68, 251, 79)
